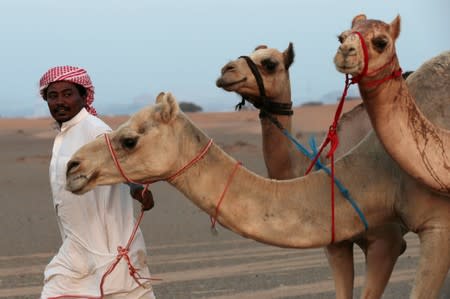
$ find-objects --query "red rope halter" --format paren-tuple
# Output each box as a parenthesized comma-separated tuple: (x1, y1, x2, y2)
(104, 133, 240, 263)
(353, 31, 402, 88)
(102, 134, 240, 291)
(50, 137, 214, 299)
(104, 135, 214, 185)
(304, 31, 402, 244)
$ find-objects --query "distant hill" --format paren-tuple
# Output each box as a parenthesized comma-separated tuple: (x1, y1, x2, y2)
(319, 88, 361, 103)
(300, 101, 323, 107)
(179, 102, 203, 112)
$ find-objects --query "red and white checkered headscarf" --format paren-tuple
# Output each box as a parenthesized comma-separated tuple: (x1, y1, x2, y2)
(39, 66, 97, 116)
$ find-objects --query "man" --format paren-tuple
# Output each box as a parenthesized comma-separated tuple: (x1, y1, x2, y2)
(39, 66, 156, 298)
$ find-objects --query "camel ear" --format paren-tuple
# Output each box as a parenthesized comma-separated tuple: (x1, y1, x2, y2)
(283, 42, 295, 69)
(156, 92, 179, 123)
(156, 92, 166, 104)
(389, 15, 401, 41)
(254, 45, 267, 51)
(351, 14, 367, 28)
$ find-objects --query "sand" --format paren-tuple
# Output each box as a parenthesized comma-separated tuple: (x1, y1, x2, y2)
(0, 101, 448, 298)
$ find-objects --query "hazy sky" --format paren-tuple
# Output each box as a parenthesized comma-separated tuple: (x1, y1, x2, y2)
(1, 0, 449, 117)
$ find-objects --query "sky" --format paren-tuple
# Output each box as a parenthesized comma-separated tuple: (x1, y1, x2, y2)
(0, 0, 449, 117)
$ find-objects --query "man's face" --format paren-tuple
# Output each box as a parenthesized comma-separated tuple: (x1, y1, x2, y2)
(45, 81, 87, 124)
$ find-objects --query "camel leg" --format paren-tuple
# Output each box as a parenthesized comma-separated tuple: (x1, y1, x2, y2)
(325, 241, 355, 299)
(410, 227, 450, 299)
(356, 224, 407, 299)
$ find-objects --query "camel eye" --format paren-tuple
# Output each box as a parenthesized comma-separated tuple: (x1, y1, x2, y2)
(372, 37, 388, 51)
(121, 137, 138, 150)
(261, 59, 278, 72)
(337, 35, 344, 44)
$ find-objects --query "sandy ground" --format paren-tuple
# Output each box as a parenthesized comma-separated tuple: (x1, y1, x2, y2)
(0, 101, 448, 298)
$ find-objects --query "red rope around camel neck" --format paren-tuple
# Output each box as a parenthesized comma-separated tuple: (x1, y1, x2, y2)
(102, 135, 239, 295)
(210, 161, 242, 232)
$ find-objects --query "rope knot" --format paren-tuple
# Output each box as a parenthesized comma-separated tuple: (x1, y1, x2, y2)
(326, 125, 339, 158)
(117, 246, 128, 256)
(393, 68, 403, 78)
(235, 98, 246, 111)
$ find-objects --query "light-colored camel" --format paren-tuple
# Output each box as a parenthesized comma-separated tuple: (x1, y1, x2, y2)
(216, 44, 404, 298)
(66, 91, 449, 299)
(334, 14, 450, 195)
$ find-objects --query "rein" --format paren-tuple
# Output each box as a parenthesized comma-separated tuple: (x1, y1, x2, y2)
(105, 133, 239, 242)
(51, 137, 215, 299)
(304, 75, 350, 243)
(103, 135, 215, 296)
(101, 134, 239, 291)
(305, 30, 403, 242)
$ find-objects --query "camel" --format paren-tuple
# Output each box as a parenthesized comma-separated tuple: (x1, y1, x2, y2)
(216, 44, 405, 298)
(334, 14, 450, 195)
(66, 91, 450, 299)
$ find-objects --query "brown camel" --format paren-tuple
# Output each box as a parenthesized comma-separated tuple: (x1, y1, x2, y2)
(216, 44, 404, 298)
(334, 14, 450, 195)
(66, 90, 450, 299)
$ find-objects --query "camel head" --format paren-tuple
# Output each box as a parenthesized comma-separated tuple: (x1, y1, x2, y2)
(216, 43, 294, 107)
(66, 92, 184, 194)
(334, 14, 401, 78)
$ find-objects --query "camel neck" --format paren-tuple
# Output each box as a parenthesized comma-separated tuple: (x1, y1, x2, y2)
(168, 124, 397, 248)
(257, 90, 313, 180)
(359, 71, 450, 194)
(260, 108, 311, 179)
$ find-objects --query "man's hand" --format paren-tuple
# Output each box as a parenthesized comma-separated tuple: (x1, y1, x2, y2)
(128, 184, 155, 211)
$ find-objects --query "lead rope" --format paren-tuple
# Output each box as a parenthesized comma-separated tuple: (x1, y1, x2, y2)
(50, 137, 214, 299)
(304, 30, 402, 243)
(304, 74, 353, 244)
(103, 136, 240, 291)
(48, 211, 154, 299)
(304, 31, 370, 244)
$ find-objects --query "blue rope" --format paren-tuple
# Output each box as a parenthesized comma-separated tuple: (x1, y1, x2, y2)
(281, 128, 369, 230)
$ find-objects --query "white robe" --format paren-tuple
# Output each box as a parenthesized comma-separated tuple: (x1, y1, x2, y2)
(41, 108, 155, 298)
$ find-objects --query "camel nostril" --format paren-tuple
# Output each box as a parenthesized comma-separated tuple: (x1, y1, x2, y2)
(66, 160, 80, 175)
(340, 46, 356, 58)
